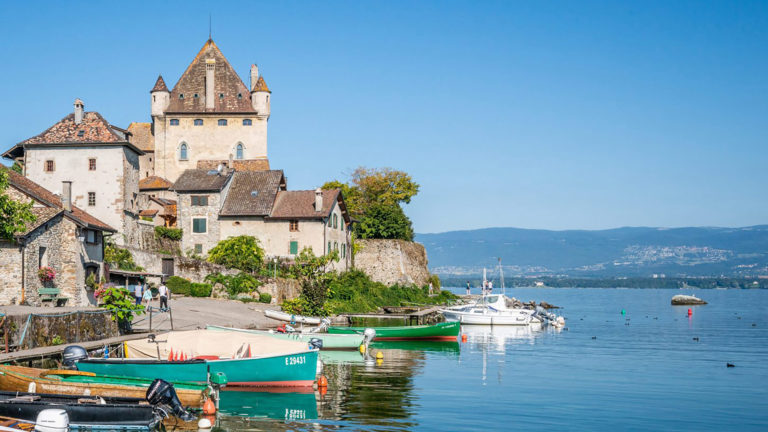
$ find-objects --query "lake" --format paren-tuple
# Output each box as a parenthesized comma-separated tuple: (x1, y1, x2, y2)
(202, 288, 768, 431)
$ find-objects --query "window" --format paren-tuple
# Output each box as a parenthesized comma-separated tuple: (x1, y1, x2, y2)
(237, 93, 242, 99)
(192, 218, 207, 233)
(218, 119, 227, 126)
(334, 241, 338, 251)
(191, 195, 209, 206)
(179, 143, 188, 160)
(289, 220, 299, 232)
(45, 160, 55, 172)
(328, 242, 331, 254)
(328, 217, 332, 227)
(194, 119, 203, 126)
(85, 229, 97, 244)
(194, 244, 203, 254)
(88, 192, 96, 206)
(219, 93, 224, 99)
(290, 241, 298, 255)
(38, 247, 47, 268)
(236, 143, 244, 160)
(170, 119, 179, 126)
(342, 243, 346, 258)
(243, 119, 252, 126)
(179, 93, 184, 99)
(193, 93, 199, 99)
(333, 214, 338, 229)
(88, 158, 96, 171)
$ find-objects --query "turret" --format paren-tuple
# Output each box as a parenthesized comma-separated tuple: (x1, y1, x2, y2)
(150, 75, 170, 117)
(250, 66, 271, 119)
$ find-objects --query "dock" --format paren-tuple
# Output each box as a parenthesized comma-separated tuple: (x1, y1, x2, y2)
(343, 306, 443, 326)
(0, 333, 150, 364)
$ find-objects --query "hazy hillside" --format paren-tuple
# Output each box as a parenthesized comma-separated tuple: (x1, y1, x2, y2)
(415, 226, 768, 278)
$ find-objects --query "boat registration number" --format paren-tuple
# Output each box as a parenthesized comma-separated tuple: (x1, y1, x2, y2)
(285, 356, 306, 366)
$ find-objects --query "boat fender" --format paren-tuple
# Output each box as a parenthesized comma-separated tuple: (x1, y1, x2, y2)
(317, 375, 328, 388)
(203, 398, 216, 415)
(376, 351, 384, 360)
(197, 418, 212, 431)
(34, 409, 69, 432)
(309, 338, 323, 350)
(316, 358, 324, 375)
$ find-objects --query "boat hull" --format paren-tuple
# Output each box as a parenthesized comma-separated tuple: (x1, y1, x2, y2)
(0, 365, 206, 408)
(264, 310, 321, 325)
(206, 325, 364, 350)
(441, 310, 536, 325)
(77, 351, 320, 388)
(328, 321, 460, 341)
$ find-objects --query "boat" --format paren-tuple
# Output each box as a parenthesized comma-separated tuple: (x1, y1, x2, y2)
(440, 294, 541, 325)
(0, 365, 209, 409)
(327, 321, 460, 341)
(0, 390, 161, 429)
(264, 309, 322, 325)
(77, 329, 320, 388)
(671, 294, 708, 305)
(206, 324, 370, 350)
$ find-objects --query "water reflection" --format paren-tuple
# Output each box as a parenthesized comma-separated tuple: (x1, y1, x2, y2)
(218, 388, 318, 421)
(461, 323, 546, 352)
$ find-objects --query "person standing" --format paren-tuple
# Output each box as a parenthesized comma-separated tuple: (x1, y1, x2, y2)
(133, 282, 143, 306)
(466, 281, 471, 295)
(488, 281, 493, 293)
(158, 281, 170, 312)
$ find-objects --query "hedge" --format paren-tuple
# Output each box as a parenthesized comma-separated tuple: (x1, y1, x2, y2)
(166, 276, 191, 295)
(259, 293, 272, 303)
(155, 226, 183, 241)
(190, 283, 212, 297)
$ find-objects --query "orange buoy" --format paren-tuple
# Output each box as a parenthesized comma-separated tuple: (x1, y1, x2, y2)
(168, 349, 174, 361)
(461, 334, 468, 342)
(319, 386, 328, 397)
(317, 375, 328, 388)
(202, 398, 216, 415)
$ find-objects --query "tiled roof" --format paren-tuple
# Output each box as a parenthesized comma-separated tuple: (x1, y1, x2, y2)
(172, 169, 233, 192)
(166, 39, 255, 113)
(139, 209, 159, 217)
(2, 166, 115, 233)
(197, 159, 270, 172)
(21, 112, 124, 145)
(151, 75, 169, 92)
(269, 189, 346, 220)
(220, 170, 285, 216)
(18, 207, 64, 236)
(149, 197, 176, 206)
(127, 122, 154, 152)
(139, 175, 172, 191)
(252, 76, 270, 93)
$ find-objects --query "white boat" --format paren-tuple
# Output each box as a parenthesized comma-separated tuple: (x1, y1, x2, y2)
(264, 309, 322, 325)
(440, 294, 541, 325)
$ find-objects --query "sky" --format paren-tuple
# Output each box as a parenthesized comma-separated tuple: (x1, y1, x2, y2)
(0, 1, 766, 233)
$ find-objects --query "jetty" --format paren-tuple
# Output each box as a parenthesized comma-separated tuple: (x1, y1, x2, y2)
(342, 306, 444, 326)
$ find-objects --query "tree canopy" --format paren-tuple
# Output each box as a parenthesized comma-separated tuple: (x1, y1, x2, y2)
(323, 167, 419, 241)
(207, 235, 265, 273)
(0, 169, 36, 241)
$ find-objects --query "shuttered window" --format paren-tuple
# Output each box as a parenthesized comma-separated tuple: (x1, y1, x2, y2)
(192, 218, 207, 233)
(290, 241, 298, 255)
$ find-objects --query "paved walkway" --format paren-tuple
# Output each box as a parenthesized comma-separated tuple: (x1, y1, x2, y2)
(131, 297, 286, 332)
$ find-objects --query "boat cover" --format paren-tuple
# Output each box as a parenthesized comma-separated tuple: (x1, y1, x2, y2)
(124, 329, 311, 360)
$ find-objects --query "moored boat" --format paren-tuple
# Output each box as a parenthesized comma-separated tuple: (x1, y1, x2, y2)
(264, 310, 322, 325)
(0, 365, 208, 409)
(328, 321, 460, 341)
(206, 324, 370, 350)
(440, 294, 542, 326)
(78, 329, 320, 388)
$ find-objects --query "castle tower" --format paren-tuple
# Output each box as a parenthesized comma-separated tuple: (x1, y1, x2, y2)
(150, 75, 170, 117)
(250, 65, 271, 119)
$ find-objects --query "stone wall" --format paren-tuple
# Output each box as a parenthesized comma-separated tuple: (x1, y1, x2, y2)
(126, 246, 236, 284)
(0, 241, 23, 305)
(2, 310, 119, 349)
(257, 278, 301, 303)
(354, 239, 431, 287)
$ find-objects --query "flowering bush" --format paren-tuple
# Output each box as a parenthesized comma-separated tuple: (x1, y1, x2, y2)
(38, 266, 55, 283)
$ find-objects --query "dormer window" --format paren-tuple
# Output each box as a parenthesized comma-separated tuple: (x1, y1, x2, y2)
(169, 119, 179, 126)
(243, 119, 252, 126)
(218, 119, 227, 126)
(194, 119, 203, 126)
(179, 94, 184, 99)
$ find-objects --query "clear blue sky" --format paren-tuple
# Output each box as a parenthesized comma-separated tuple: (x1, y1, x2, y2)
(1, 1, 766, 233)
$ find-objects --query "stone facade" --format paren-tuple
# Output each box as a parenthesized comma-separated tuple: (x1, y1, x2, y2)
(0, 242, 23, 305)
(354, 239, 431, 287)
(177, 191, 224, 256)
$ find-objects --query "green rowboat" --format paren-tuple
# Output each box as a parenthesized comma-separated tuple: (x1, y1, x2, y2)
(206, 325, 366, 350)
(328, 321, 460, 341)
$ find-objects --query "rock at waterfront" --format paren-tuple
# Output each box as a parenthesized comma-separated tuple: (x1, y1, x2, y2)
(671, 294, 708, 305)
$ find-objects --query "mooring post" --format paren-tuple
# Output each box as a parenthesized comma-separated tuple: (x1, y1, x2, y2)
(149, 307, 153, 331)
(169, 307, 174, 330)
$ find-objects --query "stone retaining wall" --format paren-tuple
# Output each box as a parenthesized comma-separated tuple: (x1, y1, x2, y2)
(354, 239, 431, 287)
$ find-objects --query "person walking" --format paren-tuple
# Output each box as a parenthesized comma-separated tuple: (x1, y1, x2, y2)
(133, 281, 143, 306)
(142, 284, 153, 306)
(158, 281, 170, 312)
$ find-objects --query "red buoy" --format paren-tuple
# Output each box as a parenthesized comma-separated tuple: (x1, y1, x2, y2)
(461, 334, 468, 343)
(688, 308, 693, 316)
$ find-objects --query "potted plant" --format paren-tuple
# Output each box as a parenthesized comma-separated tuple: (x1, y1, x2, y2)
(38, 266, 55, 286)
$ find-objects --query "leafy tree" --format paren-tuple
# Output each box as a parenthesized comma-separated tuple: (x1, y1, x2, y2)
(207, 235, 264, 273)
(357, 203, 414, 241)
(0, 169, 36, 241)
(10, 162, 22, 174)
(98, 286, 144, 331)
(104, 243, 144, 271)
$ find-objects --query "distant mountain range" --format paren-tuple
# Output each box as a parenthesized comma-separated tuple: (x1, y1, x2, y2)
(415, 226, 768, 278)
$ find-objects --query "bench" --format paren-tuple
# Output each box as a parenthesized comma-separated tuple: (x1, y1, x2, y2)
(38, 288, 68, 306)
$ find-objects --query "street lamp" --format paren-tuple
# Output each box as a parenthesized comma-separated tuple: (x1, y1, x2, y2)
(273, 258, 278, 279)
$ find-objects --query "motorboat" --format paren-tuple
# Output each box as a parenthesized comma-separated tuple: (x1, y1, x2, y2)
(440, 294, 541, 325)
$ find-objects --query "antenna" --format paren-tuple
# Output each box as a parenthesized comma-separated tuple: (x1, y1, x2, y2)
(208, 13, 212, 40)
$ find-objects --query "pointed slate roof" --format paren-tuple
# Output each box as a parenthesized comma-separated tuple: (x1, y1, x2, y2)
(151, 75, 169, 92)
(166, 39, 255, 113)
(252, 76, 270, 93)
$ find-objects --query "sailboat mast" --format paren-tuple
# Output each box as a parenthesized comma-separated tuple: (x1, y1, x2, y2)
(498, 257, 505, 295)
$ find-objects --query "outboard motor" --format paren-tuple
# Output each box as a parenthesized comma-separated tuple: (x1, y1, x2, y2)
(34, 409, 69, 432)
(308, 338, 323, 350)
(62, 345, 88, 369)
(146, 379, 196, 421)
(363, 328, 376, 347)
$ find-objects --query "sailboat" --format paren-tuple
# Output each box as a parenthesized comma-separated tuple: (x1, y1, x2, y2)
(440, 259, 541, 326)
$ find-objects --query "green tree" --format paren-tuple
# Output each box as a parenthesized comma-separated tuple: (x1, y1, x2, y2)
(357, 203, 414, 241)
(207, 235, 265, 273)
(11, 162, 23, 174)
(0, 169, 36, 241)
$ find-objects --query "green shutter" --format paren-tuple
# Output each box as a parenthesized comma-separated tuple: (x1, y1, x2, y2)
(193, 218, 207, 233)
(290, 241, 298, 255)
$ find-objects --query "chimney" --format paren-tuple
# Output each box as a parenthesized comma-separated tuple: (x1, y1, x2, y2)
(250, 64, 259, 91)
(228, 153, 234, 172)
(73, 99, 84, 125)
(315, 188, 323, 212)
(62, 181, 72, 212)
(205, 58, 216, 110)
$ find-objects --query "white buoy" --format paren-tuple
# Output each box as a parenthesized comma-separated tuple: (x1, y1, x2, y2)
(197, 418, 212, 430)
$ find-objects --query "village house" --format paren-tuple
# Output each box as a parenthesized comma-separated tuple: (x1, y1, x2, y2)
(2, 99, 144, 246)
(0, 167, 114, 306)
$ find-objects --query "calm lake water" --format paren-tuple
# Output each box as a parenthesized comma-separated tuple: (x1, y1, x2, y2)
(189, 288, 768, 431)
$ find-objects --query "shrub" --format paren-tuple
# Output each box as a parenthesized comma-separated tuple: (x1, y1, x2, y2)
(189, 283, 212, 297)
(207, 236, 264, 272)
(259, 292, 272, 303)
(155, 226, 183, 241)
(227, 273, 261, 296)
(105, 243, 144, 271)
(98, 286, 144, 325)
(166, 276, 191, 296)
